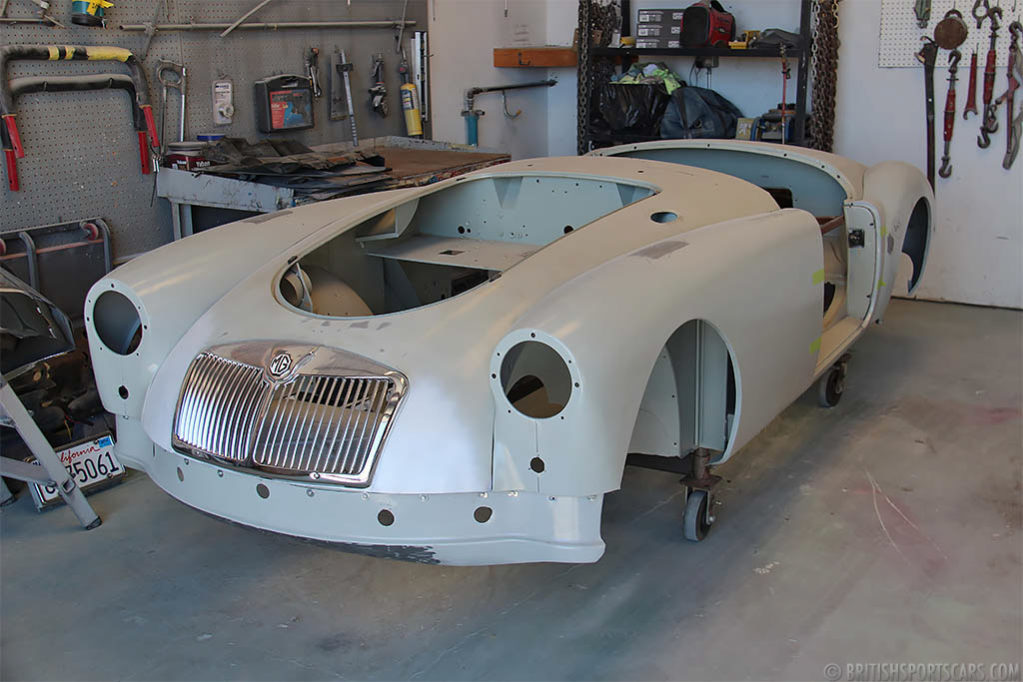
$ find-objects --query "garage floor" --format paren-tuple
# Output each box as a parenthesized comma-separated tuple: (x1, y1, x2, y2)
(2, 299, 1020, 681)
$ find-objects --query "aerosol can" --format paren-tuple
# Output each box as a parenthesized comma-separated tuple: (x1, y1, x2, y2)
(398, 59, 423, 137)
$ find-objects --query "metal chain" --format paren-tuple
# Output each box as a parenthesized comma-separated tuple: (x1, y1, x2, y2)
(577, 0, 592, 154)
(577, 0, 621, 154)
(807, 0, 842, 152)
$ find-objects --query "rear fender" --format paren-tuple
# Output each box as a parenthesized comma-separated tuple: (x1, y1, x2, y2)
(861, 161, 933, 319)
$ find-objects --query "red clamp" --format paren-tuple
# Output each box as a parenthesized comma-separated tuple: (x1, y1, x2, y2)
(2, 115, 24, 159)
(141, 105, 159, 149)
(4, 148, 19, 191)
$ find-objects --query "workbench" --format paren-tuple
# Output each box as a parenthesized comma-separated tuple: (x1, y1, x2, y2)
(156, 137, 510, 240)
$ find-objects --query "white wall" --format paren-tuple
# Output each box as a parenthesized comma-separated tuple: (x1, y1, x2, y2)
(434, 0, 1022, 307)
(428, 0, 553, 158)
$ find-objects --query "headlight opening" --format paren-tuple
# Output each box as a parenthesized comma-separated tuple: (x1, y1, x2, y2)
(92, 289, 142, 355)
(499, 340, 573, 418)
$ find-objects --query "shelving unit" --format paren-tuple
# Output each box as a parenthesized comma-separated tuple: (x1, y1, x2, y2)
(577, 0, 814, 153)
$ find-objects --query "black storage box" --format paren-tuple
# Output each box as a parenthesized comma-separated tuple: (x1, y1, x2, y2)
(254, 75, 315, 133)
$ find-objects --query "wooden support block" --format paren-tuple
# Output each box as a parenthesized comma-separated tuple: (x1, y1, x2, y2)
(493, 47, 577, 68)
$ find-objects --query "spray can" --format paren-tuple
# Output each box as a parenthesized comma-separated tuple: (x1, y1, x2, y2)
(400, 83, 423, 137)
(71, 0, 113, 26)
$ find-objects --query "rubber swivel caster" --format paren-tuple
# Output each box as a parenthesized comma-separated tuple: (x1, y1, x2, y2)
(817, 361, 847, 408)
(683, 488, 714, 542)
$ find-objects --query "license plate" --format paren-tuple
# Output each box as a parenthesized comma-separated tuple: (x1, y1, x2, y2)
(29, 434, 125, 510)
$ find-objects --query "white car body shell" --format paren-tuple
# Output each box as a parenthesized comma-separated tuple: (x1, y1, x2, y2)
(86, 141, 932, 565)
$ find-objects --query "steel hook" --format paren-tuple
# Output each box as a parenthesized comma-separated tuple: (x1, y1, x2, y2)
(972, 0, 990, 27)
(978, 124, 993, 147)
(938, 156, 954, 177)
(948, 49, 962, 70)
(989, 6, 1003, 30)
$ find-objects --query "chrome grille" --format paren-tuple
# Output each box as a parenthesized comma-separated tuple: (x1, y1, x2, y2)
(173, 354, 266, 463)
(252, 376, 393, 478)
(171, 345, 405, 486)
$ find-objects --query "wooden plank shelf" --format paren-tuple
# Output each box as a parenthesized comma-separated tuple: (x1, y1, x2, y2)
(494, 46, 578, 68)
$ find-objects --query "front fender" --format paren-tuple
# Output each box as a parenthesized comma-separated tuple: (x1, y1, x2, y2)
(490, 209, 824, 497)
(85, 192, 405, 419)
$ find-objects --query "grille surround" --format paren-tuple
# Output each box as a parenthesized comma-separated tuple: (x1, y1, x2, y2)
(171, 343, 407, 487)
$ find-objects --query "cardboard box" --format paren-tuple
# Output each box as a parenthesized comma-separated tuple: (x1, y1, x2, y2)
(637, 8, 684, 24)
(635, 38, 681, 49)
(636, 22, 681, 37)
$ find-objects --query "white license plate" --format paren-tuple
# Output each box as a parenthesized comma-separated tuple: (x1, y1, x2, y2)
(30, 434, 125, 509)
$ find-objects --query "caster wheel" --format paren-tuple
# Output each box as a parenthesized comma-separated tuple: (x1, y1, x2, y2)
(817, 364, 846, 408)
(683, 488, 713, 542)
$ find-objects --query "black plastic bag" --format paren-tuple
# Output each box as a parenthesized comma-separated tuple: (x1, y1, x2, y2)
(590, 82, 671, 138)
(660, 86, 743, 139)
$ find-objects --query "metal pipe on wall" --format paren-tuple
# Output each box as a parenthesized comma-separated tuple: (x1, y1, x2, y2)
(462, 79, 557, 146)
(119, 20, 416, 32)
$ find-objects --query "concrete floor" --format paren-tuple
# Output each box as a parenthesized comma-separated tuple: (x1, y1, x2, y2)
(1, 299, 1020, 681)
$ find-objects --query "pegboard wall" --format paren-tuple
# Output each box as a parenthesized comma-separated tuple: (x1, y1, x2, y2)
(0, 0, 427, 258)
(879, 0, 1017, 67)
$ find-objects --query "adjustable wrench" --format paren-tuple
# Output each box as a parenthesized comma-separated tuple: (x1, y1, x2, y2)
(994, 21, 1022, 168)
(939, 50, 961, 178)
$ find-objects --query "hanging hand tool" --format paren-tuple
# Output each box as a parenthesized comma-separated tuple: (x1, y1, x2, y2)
(915, 0, 932, 28)
(368, 53, 388, 117)
(156, 60, 186, 160)
(338, 49, 358, 146)
(936, 8, 969, 48)
(1, 45, 158, 191)
(305, 47, 322, 98)
(977, 4, 1003, 147)
(939, 50, 962, 178)
(964, 49, 980, 117)
(994, 21, 1022, 168)
(917, 36, 940, 189)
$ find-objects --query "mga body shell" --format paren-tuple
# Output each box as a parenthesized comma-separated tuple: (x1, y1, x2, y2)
(86, 144, 932, 565)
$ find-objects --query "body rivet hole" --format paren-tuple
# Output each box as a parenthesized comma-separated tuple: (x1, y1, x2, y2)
(378, 509, 395, 526)
(176, 467, 184, 482)
(118, 385, 129, 399)
(474, 506, 493, 523)
(530, 457, 545, 473)
(256, 484, 270, 499)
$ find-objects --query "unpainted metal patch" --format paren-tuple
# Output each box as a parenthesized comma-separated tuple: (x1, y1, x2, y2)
(186, 503, 440, 563)
(634, 240, 689, 260)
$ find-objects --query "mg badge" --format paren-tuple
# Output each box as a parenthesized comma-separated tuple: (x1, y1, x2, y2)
(268, 351, 293, 378)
